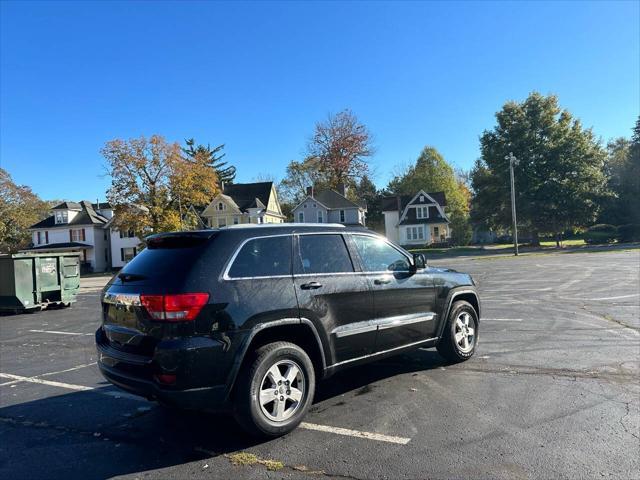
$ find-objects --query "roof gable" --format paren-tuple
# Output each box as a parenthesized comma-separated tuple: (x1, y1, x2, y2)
(313, 189, 364, 210)
(381, 191, 447, 211)
(222, 182, 273, 212)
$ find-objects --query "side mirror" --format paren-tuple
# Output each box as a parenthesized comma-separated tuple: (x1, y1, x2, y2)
(412, 253, 426, 270)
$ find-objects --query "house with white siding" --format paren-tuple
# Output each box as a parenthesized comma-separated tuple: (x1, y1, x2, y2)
(382, 191, 450, 246)
(291, 185, 366, 226)
(26, 201, 143, 272)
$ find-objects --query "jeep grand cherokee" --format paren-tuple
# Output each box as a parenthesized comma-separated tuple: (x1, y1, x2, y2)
(96, 224, 480, 437)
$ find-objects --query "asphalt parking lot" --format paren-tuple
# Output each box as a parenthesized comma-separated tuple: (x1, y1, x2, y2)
(1, 248, 639, 480)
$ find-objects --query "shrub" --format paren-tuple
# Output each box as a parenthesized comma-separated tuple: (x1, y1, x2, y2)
(616, 224, 640, 243)
(584, 224, 617, 244)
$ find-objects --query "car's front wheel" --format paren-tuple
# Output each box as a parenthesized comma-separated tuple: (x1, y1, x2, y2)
(234, 341, 315, 437)
(437, 300, 478, 362)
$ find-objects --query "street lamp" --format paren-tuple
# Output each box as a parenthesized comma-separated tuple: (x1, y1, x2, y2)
(506, 152, 519, 256)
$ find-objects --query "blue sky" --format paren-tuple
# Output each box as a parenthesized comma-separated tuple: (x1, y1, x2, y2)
(1, 1, 638, 201)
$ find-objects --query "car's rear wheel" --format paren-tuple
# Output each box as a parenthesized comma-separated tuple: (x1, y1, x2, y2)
(234, 341, 315, 437)
(437, 300, 478, 362)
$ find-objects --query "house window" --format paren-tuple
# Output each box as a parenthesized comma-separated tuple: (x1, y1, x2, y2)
(71, 229, 83, 242)
(406, 227, 424, 241)
(433, 227, 439, 238)
(257, 217, 263, 224)
(119, 229, 134, 238)
(298, 212, 304, 222)
(317, 211, 323, 223)
(55, 211, 68, 224)
(121, 247, 136, 263)
(218, 217, 227, 228)
(303, 203, 307, 208)
(416, 206, 429, 219)
(233, 216, 239, 225)
(340, 210, 345, 222)
(420, 195, 424, 202)
(218, 202, 224, 211)
(37, 231, 42, 244)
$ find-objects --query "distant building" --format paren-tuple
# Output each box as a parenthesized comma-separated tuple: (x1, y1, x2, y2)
(291, 185, 366, 226)
(382, 190, 450, 245)
(27, 201, 115, 272)
(26, 201, 144, 272)
(201, 182, 285, 227)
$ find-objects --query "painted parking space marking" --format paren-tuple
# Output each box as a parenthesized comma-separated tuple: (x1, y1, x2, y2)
(299, 422, 410, 445)
(482, 318, 523, 322)
(0, 373, 142, 401)
(28, 329, 94, 336)
(0, 370, 412, 445)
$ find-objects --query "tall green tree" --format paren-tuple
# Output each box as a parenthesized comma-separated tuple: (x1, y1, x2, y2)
(619, 117, 640, 224)
(354, 174, 383, 231)
(471, 92, 608, 244)
(599, 137, 630, 225)
(0, 168, 50, 252)
(387, 146, 470, 217)
(183, 138, 236, 186)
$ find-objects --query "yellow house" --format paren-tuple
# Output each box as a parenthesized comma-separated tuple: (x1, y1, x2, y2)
(201, 182, 286, 227)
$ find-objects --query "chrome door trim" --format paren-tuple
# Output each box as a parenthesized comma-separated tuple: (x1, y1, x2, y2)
(331, 336, 438, 368)
(331, 312, 435, 338)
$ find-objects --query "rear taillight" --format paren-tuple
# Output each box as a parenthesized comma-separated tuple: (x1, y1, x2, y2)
(140, 293, 209, 321)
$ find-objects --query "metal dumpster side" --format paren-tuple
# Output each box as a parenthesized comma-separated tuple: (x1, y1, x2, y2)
(0, 252, 80, 312)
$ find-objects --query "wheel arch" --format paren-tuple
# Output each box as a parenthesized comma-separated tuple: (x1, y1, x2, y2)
(437, 288, 481, 339)
(225, 319, 326, 400)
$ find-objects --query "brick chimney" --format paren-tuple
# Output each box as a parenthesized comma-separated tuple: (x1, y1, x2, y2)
(306, 186, 314, 197)
(336, 182, 346, 196)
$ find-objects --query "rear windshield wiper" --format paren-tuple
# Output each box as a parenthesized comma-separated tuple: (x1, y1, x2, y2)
(117, 272, 147, 283)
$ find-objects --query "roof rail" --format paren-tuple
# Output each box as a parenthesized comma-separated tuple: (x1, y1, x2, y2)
(224, 223, 345, 229)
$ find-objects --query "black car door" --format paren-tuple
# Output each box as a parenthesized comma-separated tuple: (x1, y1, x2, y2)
(349, 233, 437, 353)
(293, 233, 376, 365)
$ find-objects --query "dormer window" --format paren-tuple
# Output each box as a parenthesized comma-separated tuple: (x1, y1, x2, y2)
(218, 202, 224, 211)
(55, 211, 68, 224)
(416, 206, 429, 219)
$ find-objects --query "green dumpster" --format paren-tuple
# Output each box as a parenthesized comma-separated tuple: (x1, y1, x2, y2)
(0, 252, 80, 313)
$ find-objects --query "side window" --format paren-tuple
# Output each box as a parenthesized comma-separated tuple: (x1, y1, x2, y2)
(228, 236, 292, 278)
(352, 235, 411, 272)
(296, 234, 353, 274)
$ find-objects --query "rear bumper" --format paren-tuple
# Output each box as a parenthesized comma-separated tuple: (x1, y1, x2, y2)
(97, 361, 229, 411)
(95, 328, 233, 411)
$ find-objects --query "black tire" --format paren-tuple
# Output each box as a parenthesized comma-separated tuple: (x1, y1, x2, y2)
(436, 300, 478, 363)
(234, 341, 315, 438)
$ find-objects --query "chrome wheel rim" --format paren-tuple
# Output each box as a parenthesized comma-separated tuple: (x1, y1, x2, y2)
(454, 312, 476, 353)
(258, 359, 305, 422)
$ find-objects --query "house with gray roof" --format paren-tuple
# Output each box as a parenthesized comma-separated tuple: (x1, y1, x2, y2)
(26, 201, 115, 272)
(382, 190, 450, 245)
(201, 182, 285, 227)
(292, 185, 367, 226)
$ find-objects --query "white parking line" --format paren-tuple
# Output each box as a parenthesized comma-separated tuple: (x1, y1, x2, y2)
(28, 329, 93, 336)
(299, 422, 410, 445)
(0, 371, 412, 445)
(482, 318, 523, 322)
(0, 373, 141, 401)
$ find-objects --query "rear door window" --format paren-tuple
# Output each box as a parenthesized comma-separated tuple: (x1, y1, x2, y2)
(295, 234, 354, 274)
(227, 235, 292, 278)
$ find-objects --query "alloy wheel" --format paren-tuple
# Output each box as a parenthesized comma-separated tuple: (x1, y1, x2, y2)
(454, 311, 476, 353)
(258, 359, 305, 422)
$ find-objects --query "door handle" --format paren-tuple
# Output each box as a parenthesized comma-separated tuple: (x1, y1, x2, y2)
(374, 277, 392, 285)
(300, 281, 323, 290)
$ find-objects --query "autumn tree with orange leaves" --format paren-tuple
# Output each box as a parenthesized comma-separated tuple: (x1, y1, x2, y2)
(103, 135, 219, 238)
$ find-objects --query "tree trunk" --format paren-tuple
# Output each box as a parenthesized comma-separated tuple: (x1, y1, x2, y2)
(530, 231, 540, 247)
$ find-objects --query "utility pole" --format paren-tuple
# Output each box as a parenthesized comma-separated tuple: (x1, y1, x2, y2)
(506, 152, 519, 256)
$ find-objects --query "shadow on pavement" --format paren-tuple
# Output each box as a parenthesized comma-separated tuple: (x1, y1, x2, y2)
(0, 348, 446, 479)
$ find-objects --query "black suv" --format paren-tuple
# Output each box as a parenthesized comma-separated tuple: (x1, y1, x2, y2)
(97, 225, 480, 436)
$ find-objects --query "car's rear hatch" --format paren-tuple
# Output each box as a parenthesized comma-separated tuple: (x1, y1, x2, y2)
(99, 231, 216, 358)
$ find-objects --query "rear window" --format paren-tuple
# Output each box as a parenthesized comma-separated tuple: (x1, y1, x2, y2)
(295, 234, 353, 274)
(117, 232, 215, 283)
(227, 236, 292, 279)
